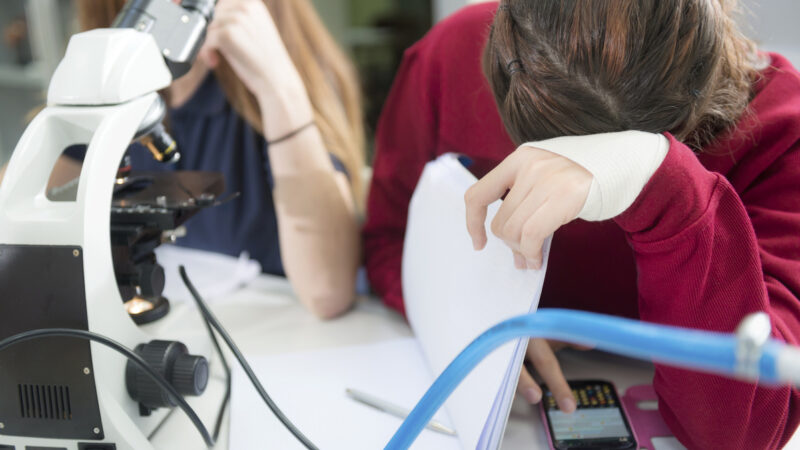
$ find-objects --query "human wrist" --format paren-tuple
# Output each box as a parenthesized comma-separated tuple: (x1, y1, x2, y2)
(256, 81, 315, 140)
(522, 131, 669, 221)
(614, 134, 720, 242)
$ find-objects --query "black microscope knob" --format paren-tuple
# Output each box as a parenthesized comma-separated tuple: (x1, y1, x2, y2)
(138, 262, 165, 297)
(172, 353, 209, 396)
(126, 340, 208, 412)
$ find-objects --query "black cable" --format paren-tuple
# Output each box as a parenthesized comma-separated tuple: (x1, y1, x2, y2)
(201, 302, 231, 441)
(179, 265, 318, 450)
(0, 328, 214, 448)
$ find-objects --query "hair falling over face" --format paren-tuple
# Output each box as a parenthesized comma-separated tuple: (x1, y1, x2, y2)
(483, 0, 760, 151)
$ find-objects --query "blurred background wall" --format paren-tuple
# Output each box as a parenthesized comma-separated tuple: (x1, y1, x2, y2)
(0, 0, 796, 166)
(0, 0, 73, 166)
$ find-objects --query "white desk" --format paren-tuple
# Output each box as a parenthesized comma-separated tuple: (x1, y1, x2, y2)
(142, 274, 795, 450)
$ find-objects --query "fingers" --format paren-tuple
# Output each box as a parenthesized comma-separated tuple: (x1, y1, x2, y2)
(482, 149, 564, 268)
(549, 340, 595, 351)
(548, 340, 569, 352)
(206, 0, 270, 51)
(197, 44, 219, 68)
(528, 339, 576, 413)
(495, 183, 548, 245)
(464, 157, 517, 251)
(466, 145, 592, 268)
(571, 343, 595, 351)
(490, 171, 536, 240)
(517, 366, 543, 404)
(498, 191, 550, 267)
(203, 14, 257, 76)
(512, 250, 526, 270)
(518, 200, 564, 269)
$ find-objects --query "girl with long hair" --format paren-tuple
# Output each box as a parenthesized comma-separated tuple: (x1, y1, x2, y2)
(69, 0, 365, 318)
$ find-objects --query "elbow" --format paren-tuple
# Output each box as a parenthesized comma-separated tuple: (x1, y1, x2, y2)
(299, 284, 357, 320)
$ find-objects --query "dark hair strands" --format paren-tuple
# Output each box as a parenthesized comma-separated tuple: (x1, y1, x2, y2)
(483, 0, 759, 151)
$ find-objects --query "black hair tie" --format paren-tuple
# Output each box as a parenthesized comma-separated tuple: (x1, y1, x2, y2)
(507, 59, 524, 76)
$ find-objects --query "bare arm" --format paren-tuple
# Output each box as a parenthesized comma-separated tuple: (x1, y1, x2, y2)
(48, 156, 83, 188)
(261, 88, 360, 319)
(199, 0, 361, 319)
(0, 155, 82, 189)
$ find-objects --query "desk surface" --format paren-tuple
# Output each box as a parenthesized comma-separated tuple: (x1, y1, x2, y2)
(142, 274, 795, 450)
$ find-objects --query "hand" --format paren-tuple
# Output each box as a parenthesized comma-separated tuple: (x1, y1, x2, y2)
(518, 339, 591, 413)
(464, 145, 592, 269)
(198, 0, 307, 105)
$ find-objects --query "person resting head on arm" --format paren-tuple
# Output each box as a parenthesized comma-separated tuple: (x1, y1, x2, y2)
(463, 1, 800, 449)
(18, 0, 366, 319)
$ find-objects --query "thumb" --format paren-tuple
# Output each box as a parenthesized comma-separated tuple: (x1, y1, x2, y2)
(198, 31, 221, 68)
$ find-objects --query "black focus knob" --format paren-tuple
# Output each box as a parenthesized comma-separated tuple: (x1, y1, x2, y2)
(138, 262, 165, 298)
(172, 353, 209, 396)
(126, 340, 209, 413)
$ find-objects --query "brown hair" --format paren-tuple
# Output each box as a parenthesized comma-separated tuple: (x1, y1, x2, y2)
(483, 0, 759, 150)
(76, 0, 366, 204)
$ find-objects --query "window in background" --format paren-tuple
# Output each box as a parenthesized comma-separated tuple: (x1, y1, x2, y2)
(740, 0, 800, 67)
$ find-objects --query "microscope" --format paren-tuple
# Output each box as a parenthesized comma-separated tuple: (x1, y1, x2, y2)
(0, 1, 224, 449)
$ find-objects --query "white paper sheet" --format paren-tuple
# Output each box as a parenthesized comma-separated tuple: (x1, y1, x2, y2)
(403, 154, 550, 450)
(228, 153, 550, 449)
(228, 338, 460, 449)
(155, 245, 262, 303)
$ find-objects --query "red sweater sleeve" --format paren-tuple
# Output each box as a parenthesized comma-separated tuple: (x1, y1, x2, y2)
(364, 3, 511, 315)
(615, 133, 800, 449)
(363, 44, 439, 315)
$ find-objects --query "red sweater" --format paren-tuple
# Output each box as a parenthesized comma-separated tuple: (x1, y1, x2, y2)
(364, 3, 800, 449)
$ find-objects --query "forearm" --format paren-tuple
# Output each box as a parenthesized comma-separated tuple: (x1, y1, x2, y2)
(615, 138, 800, 449)
(630, 188, 798, 449)
(0, 155, 81, 188)
(260, 89, 360, 319)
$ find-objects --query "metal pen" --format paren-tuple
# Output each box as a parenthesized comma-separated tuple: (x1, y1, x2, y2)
(345, 388, 457, 436)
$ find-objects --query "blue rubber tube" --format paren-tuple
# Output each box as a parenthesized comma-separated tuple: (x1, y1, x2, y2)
(386, 308, 783, 449)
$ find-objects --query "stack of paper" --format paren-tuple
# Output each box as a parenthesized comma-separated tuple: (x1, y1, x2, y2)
(229, 153, 550, 449)
(403, 154, 550, 449)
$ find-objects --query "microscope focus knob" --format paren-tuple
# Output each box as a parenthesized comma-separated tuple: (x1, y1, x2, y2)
(126, 340, 208, 414)
(138, 262, 165, 297)
(172, 353, 209, 396)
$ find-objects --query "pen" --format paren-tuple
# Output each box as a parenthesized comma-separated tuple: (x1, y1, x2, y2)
(345, 388, 457, 437)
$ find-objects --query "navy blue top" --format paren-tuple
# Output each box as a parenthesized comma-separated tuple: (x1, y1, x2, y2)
(68, 74, 344, 276)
